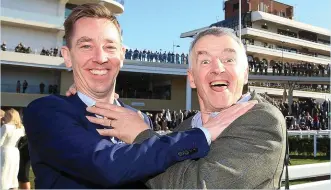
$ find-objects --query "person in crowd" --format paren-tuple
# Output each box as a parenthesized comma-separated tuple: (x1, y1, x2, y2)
(39, 82, 45, 94)
(278, 62, 283, 76)
(0, 110, 5, 125)
(16, 80, 21, 93)
(0, 109, 25, 190)
(17, 133, 31, 190)
(48, 84, 53, 94)
(258, 61, 263, 75)
(177, 110, 184, 126)
(54, 47, 59, 56)
(23, 4, 251, 188)
(90, 27, 285, 189)
(272, 62, 277, 75)
(40, 47, 46, 55)
(175, 53, 180, 64)
(22, 80, 28, 93)
(15, 42, 23, 52)
(1, 42, 7, 51)
(264, 60, 268, 75)
(181, 53, 185, 64)
(25, 47, 32, 54)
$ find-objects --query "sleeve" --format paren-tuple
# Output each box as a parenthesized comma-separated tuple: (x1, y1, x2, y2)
(145, 104, 286, 189)
(24, 99, 210, 187)
(0, 125, 8, 146)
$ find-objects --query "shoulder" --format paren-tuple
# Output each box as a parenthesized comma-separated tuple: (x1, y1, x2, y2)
(2, 124, 15, 130)
(224, 102, 286, 140)
(26, 95, 71, 112)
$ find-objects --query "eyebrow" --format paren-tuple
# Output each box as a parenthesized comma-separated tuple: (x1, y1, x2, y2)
(222, 48, 237, 54)
(75, 36, 92, 46)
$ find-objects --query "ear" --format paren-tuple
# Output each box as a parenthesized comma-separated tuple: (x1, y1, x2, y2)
(119, 46, 126, 68)
(187, 69, 196, 88)
(243, 66, 249, 84)
(61, 46, 72, 68)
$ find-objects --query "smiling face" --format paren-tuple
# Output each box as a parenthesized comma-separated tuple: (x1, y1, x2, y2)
(61, 17, 124, 100)
(188, 34, 248, 113)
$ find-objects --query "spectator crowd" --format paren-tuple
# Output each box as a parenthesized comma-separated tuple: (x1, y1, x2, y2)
(248, 59, 330, 77)
(1, 42, 60, 57)
(270, 97, 330, 130)
(249, 82, 330, 93)
(15, 80, 59, 94)
(125, 49, 189, 64)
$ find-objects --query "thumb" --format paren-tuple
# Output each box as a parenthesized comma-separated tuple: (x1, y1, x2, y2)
(97, 129, 118, 137)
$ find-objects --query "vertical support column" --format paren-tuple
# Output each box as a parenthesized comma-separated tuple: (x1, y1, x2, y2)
(186, 76, 192, 110)
(56, 31, 65, 50)
(58, 0, 69, 17)
(288, 82, 294, 115)
(282, 84, 287, 103)
(313, 134, 317, 158)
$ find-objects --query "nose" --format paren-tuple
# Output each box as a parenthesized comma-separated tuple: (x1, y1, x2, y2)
(92, 47, 108, 64)
(210, 58, 225, 75)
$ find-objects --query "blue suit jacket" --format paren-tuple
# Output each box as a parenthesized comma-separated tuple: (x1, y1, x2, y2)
(23, 94, 209, 188)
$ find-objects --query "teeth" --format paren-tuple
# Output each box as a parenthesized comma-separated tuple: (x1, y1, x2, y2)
(90, 69, 108, 75)
(211, 81, 228, 86)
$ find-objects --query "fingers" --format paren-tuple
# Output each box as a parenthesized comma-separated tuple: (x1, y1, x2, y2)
(137, 110, 144, 120)
(65, 84, 77, 97)
(86, 116, 114, 128)
(97, 129, 119, 137)
(86, 107, 120, 120)
(114, 93, 119, 99)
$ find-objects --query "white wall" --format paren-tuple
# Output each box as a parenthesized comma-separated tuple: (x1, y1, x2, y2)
(1, 0, 60, 17)
(1, 25, 59, 52)
(1, 66, 61, 93)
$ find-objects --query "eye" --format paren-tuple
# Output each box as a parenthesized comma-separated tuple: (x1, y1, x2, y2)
(223, 58, 236, 64)
(81, 45, 91, 49)
(201, 60, 210, 64)
(106, 46, 116, 50)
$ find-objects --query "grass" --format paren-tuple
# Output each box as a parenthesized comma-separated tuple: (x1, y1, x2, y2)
(290, 155, 330, 165)
(282, 154, 330, 186)
(28, 154, 330, 189)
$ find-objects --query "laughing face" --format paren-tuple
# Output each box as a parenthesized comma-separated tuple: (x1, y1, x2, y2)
(188, 34, 248, 113)
(62, 17, 124, 100)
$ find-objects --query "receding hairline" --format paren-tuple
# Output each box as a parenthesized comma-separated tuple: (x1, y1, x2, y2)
(188, 27, 247, 68)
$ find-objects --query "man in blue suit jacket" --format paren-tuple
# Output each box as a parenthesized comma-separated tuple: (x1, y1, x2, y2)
(23, 3, 213, 188)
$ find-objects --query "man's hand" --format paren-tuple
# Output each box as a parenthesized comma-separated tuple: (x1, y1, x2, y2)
(204, 100, 258, 141)
(65, 84, 77, 96)
(86, 102, 149, 144)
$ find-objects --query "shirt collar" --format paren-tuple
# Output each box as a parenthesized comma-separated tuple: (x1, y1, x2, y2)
(77, 91, 121, 107)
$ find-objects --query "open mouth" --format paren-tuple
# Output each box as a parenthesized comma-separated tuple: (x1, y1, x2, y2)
(210, 81, 229, 92)
(89, 69, 109, 76)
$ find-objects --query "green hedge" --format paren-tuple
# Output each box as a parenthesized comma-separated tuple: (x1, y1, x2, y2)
(289, 136, 330, 156)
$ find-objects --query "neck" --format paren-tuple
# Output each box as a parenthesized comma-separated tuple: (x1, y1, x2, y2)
(200, 93, 248, 124)
(77, 85, 115, 104)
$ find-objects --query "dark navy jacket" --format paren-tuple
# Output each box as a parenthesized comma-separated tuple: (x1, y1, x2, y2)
(23, 94, 209, 188)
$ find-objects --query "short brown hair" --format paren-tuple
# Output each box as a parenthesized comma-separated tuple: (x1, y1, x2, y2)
(64, 3, 121, 48)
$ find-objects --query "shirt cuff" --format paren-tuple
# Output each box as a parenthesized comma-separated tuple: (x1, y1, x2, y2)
(197, 127, 211, 145)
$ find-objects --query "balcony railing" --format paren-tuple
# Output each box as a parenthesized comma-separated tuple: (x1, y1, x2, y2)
(1, 7, 64, 27)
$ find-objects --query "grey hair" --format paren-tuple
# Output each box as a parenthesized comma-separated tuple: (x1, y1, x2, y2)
(188, 27, 247, 68)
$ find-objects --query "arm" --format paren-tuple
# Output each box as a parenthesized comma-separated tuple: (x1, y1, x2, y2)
(146, 103, 286, 189)
(24, 98, 209, 187)
(0, 125, 8, 146)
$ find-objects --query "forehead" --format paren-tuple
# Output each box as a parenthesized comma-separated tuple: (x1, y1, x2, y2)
(193, 35, 240, 54)
(72, 17, 121, 43)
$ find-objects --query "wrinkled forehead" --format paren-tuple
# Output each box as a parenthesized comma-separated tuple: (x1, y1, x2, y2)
(193, 35, 241, 57)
